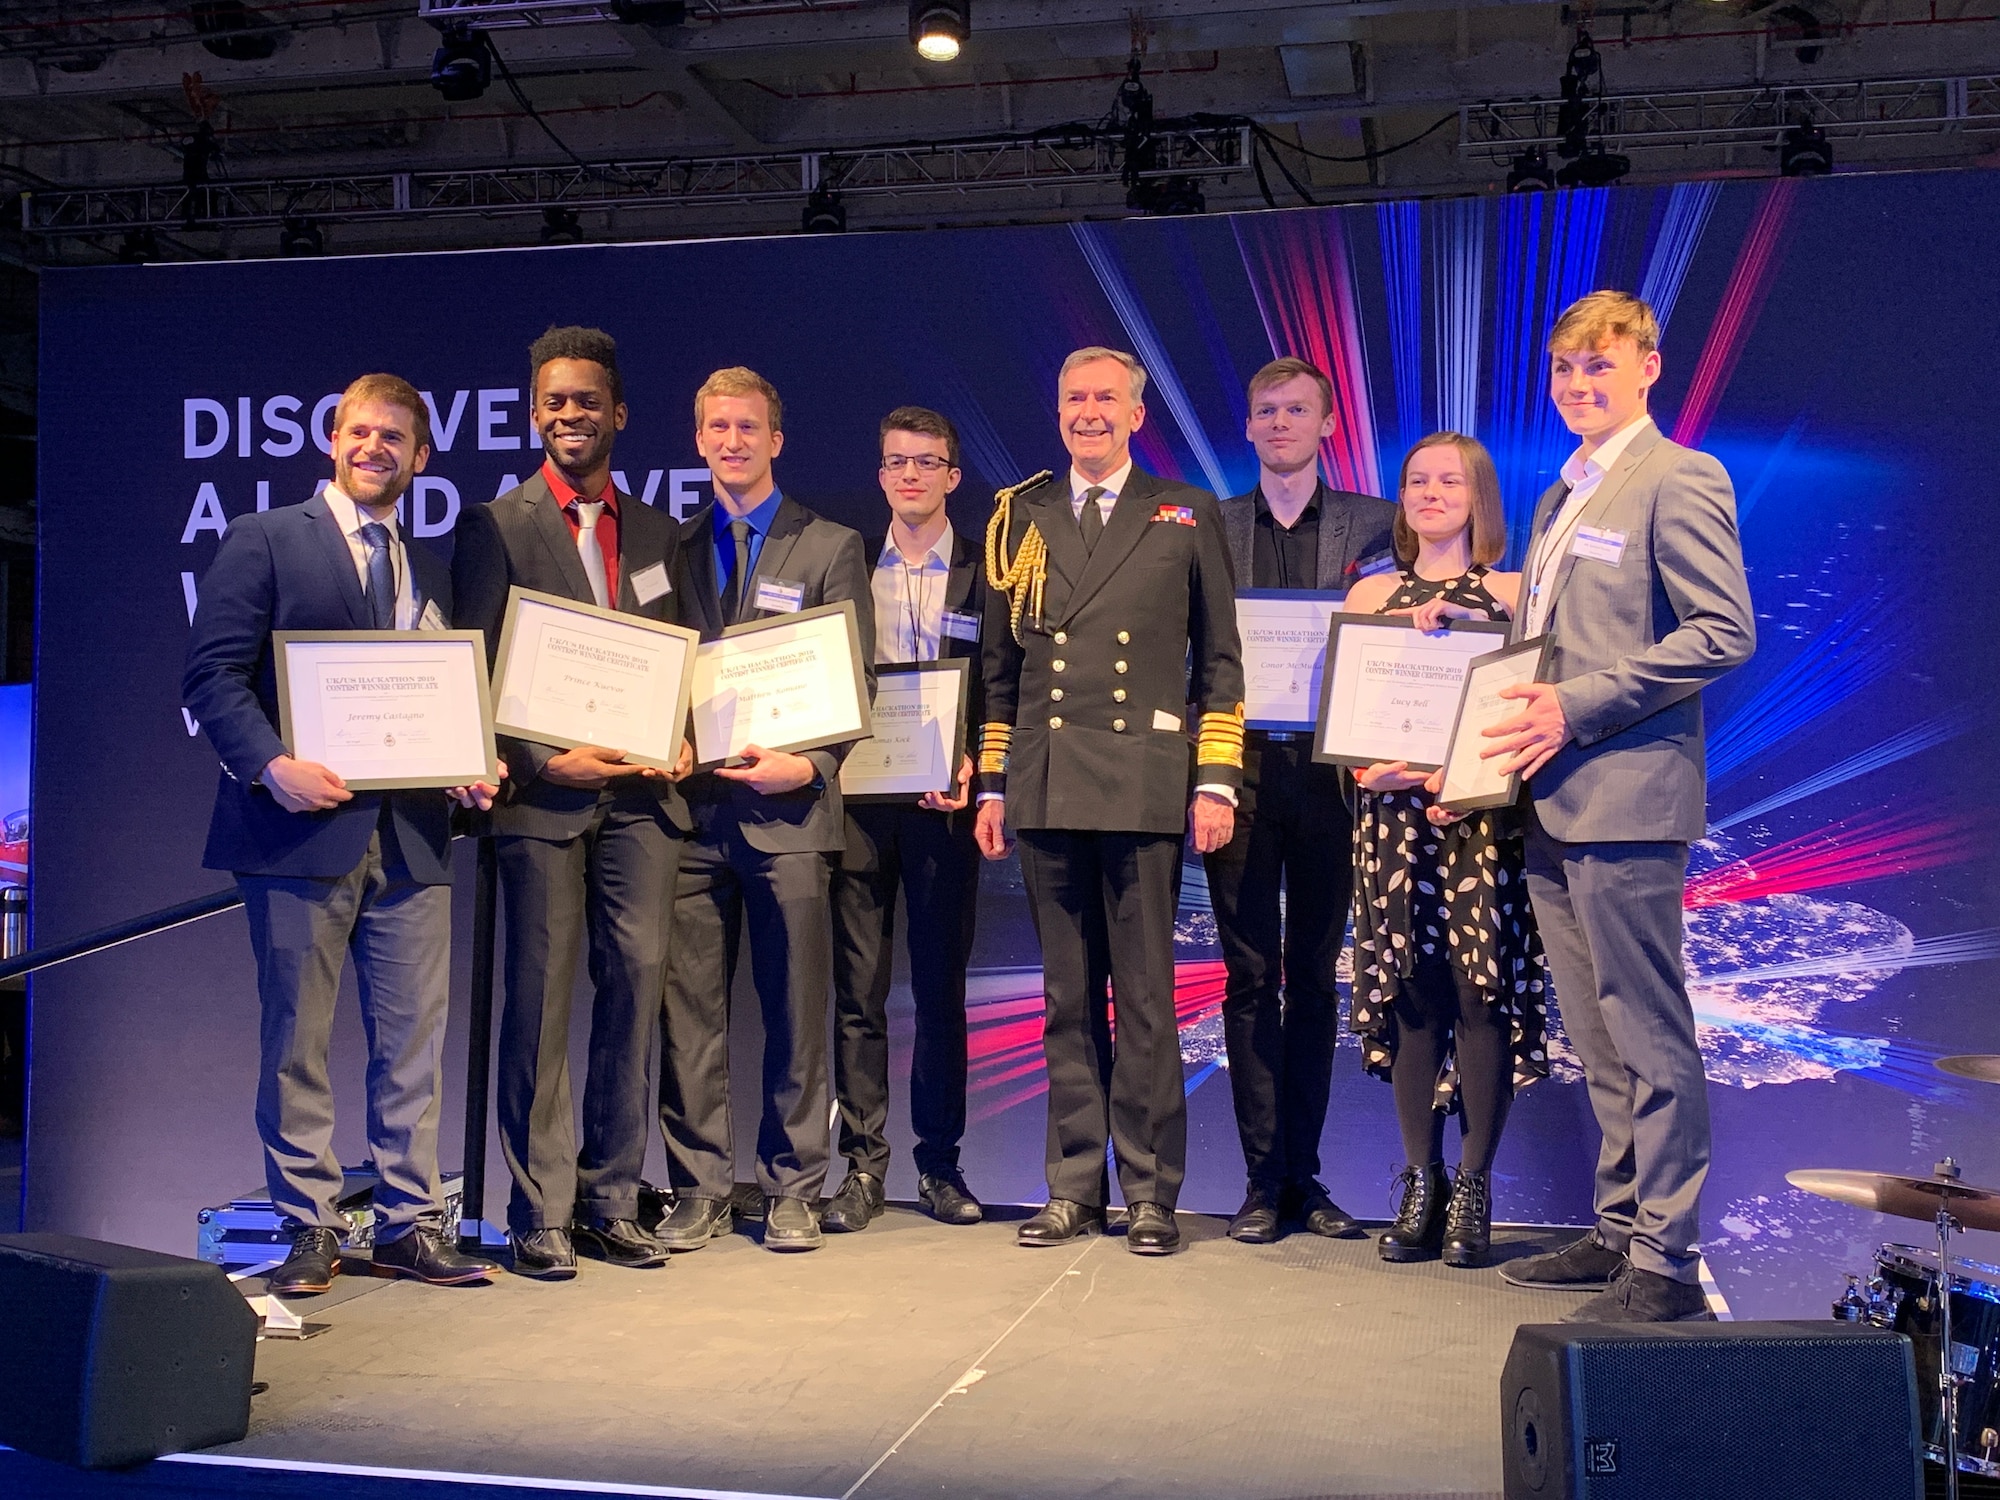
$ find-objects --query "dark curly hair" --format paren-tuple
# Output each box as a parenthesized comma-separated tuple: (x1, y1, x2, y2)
(529, 325, 623, 405)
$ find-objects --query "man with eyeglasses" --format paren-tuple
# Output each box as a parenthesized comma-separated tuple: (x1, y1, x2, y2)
(822, 408, 988, 1233)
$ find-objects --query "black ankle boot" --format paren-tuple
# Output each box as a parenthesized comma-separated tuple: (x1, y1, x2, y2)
(1442, 1168, 1492, 1269)
(1378, 1163, 1450, 1263)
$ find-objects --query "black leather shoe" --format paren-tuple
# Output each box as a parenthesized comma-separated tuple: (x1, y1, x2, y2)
(1563, 1264, 1715, 1323)
(1227, 1183, 1282, 1244)
(370, 1228, 499, 1285)
(657, 1195, 734, 1252)
(270, 1226, 341, 1296)
(509, 1227, 578, 1281)
(763, 1195, 824, 1252)
(918, 1170, 984, 1225)
(1378, 1164, 1450, 1262)
(821, 1172, 885, 1234)
(1499, 1230, 1626, 1290)
(1018, 1199, 1104, 1246)
(1125, 1202, 1182, 1256)
(572, 1216, 672, 1269)
(1442, 1169, 1492, 1269)
(1293, 1178, 1364, 1240)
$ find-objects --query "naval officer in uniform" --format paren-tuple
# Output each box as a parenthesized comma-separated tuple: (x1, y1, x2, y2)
(974, 346, 1246, 1256)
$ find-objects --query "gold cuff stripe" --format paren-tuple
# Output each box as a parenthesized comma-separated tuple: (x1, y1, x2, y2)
(977, 721, 1014, 776)
(1196, 706, 1247, 769)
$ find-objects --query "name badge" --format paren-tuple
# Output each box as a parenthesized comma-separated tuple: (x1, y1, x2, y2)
(417, 598, 447, 632)
(629, 560, 672, 605)
(941, 609, 981, 643)
(754, 577, 806, 614)
(1570, 526, 1627, 567)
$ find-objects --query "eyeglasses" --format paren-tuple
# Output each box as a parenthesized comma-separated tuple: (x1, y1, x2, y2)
(880, 454, 954, 474)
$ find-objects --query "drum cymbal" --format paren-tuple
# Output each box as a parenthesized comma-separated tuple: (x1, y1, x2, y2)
(1937, 1055, 2000, 1085)
(1787, 1168, 2000, 1233)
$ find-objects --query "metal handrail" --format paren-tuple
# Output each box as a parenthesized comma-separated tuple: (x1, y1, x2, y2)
(0, 887, 244, 983)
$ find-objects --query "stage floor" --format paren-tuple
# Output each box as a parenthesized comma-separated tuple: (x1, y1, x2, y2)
(168, 1207, 1604, 1500)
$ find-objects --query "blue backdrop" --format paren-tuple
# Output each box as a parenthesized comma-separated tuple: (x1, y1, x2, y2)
(29, 170, 2000, 1319)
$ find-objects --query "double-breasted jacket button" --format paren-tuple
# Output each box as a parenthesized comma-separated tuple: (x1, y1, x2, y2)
(1049, 716, 1064, 729)
(1050, 688, 1064, 701)
(1113, 689, 1126, 702)
(1113, 719, 1127, 733)
(1113, 660, 1128, 674)
(1054, 631, 1069, 645)
(1117, 631, 1130, 645)
(1053, 659, 1067, 672)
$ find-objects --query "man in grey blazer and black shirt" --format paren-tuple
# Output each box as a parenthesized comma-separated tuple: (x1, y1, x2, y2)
(1488, 291, 1754, 1322)
(1210, 357, 1394, 1245)
(657, 366, 874, 1254)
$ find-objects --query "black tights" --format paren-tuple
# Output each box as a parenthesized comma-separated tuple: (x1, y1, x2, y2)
(1389, 953, 1513, 1174)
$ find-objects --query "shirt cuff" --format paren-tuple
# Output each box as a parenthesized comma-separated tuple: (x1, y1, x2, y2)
(1194, 783, 1238, 807)
(976, 792, 1005, 804)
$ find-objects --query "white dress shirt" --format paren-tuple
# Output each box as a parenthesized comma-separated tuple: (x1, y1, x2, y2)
(322, 482, 416, 629)
(1069, 460, 1134, 524)
(871, 522, 954, 664)
(1522, 414, 1653, 638)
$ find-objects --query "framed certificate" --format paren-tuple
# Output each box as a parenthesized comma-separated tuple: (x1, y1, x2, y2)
(1438, 636, 1552, 812)
(1312, 613, 1511, 772)
(838, 659, 970, 803)
(1237, 589, 1346, 731)
(690, 599, 873, 765)
(273, 631, 498, 792)
(490, 587, 700, 771)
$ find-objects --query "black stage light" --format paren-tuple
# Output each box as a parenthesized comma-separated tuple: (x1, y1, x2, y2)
(430, 25, 491, 103)
(1781, 121, 1833, 176)
(611, 0, 687, 22)
(910, 0, 970, 62)
(802, 184, 846, 234)
(191, 0, 278, 63)
(1127, 174, 1206, 216)
(540, 206, 583, 244)
(1555, 144, 1629, 188)
(1507, 147, 1555, 191)
(116, 228, 159, 264)
(279, 217, 323, 256)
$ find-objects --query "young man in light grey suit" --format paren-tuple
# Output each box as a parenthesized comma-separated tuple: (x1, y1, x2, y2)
(1483, 291, 1754, 1322)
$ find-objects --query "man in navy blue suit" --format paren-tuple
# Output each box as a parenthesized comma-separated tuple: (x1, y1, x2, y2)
(183, 373, 500, 1296)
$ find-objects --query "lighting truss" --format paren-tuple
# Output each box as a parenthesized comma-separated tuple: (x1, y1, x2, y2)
(416, 0, 840, 26)
(1460, 74, 2000, 160)
(18, 126, 1251, 238)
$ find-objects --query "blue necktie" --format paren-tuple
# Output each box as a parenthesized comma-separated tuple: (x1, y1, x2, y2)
(359, 521, 396, 629)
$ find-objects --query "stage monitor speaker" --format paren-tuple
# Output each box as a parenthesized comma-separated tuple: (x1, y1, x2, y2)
(1501, 1320, 1921, 1500)
(0, 1233, 259, 1468)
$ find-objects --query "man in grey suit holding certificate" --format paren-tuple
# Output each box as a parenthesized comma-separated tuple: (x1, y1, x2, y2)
(1484, 291, 1754, 1322)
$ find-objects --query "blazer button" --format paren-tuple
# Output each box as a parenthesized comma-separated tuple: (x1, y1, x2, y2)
(1054, 631, 1068, 645)
(1113, 719, 1127, 733)
(1117, 631, 1130, 644)
(1049, 716, 1063, 729)
(1050, 688, 1064, 701)
(1113, 689, 1126, 702)
(1052, 659, 1066, 672)
(1113, 660, 1128, 674)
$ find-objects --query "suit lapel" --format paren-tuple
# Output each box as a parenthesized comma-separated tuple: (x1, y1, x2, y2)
(944, 528, 976, 615)
(1027, 482, 1085, 623)
(524, 475, 597, 603)
(1541, 424, 1660, 624)
(304, 489, 369, 628)
(1060, 468, 1155, 623)
(1314, 484, 1355, 589)
(746, 497, 805, 619)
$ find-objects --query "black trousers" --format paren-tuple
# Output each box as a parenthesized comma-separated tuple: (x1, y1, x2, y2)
(659, 808, 835, 1202)
(494, 801, 678, 1234)
(1017, 829, 1185, 1211)
(830, 805, 981, 1181)
(1200, 736, 1352, 1190)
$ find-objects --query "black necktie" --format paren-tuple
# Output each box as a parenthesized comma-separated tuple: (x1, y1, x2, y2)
(722, 519, 752, 623)
(1079, 486, 1107, 555)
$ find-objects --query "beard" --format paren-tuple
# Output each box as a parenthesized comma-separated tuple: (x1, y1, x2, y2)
(540, 423, 613, 477)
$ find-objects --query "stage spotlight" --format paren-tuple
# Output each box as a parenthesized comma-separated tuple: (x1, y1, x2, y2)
(1507, 148, 1555, 191)
(1127, 175, 1206, 216)
(611, 0, 687, 22)
(540, 206, 583, 244)
(802, 184, 847, 233)
(1781, 121, 1833, 176)
(116, 228, 159, 264)
(910, 0, 969, 62)
(1555, 144, 1629, 188)
(191, 0, 279, 63)
(430, 25, 491, 103)
(278, 217, 323, 256)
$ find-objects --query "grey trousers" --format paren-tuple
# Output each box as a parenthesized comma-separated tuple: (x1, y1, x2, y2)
(1524, 812, 1708, 1283)
(495, 803, 679, 1233)
(237, 830, 451, 1241)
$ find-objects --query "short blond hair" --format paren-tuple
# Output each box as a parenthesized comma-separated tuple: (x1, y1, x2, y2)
(1394, 432, 1507, 568)
(1058, 346, 1148, 403)
(694, 366, 783, 432)
(1547, 290, 1661, 356)
(1247, 356, 1333, 419)
(334, 373, 431, 452)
